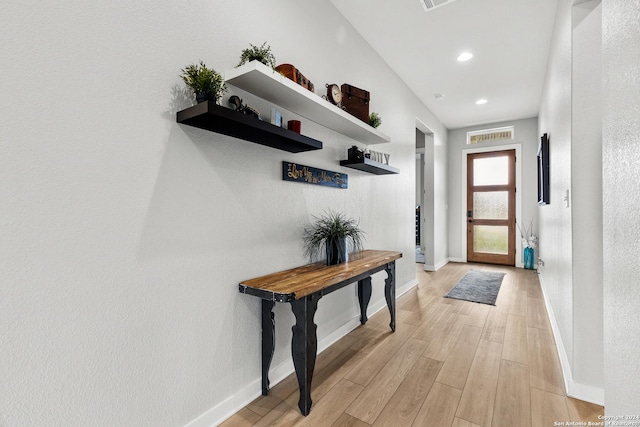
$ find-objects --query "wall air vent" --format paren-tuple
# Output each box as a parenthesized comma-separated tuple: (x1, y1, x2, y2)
(466, 126, 515, 144)
(419, 0, 459, 12)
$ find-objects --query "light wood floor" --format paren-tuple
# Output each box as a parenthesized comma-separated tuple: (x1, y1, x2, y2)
(221, 262, 603, 427)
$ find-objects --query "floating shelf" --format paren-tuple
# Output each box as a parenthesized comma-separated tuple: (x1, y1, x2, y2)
(340, 158, 399, 175)
(224, 62, 391, 145)
(177, 101, 322, 153)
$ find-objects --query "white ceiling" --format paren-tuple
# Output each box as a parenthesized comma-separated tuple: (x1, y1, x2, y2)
(330, 0, 559, 129)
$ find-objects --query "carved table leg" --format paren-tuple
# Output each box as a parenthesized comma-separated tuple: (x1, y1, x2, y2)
(384, 262, 396, 332)
(261, 299, 275, 395)
(290, 294, 320, 416)
(357, 277, 372, 324)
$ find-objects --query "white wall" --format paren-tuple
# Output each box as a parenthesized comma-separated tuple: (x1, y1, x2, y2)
(0, 1, 447, 425)
(571, 0, 604, 396)
(433, 133, 448, 269)
(602, 0, 640, 414)
(538, 0, 576, 396)
(538, 0, 607, 405)
(447, 118, 540, 265)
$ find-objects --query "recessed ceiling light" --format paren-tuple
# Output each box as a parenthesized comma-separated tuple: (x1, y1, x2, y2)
(457, 52, 473, 62)
(476, 99, 488, 105)
(434, 93, 445, 100)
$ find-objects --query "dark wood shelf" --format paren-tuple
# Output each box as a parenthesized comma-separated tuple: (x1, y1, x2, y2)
(340, 158, 399, 175)
(177, 101, 323, 153)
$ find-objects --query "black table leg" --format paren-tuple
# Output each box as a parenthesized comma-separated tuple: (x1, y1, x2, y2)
(261, 299, 275, 395)
(384, 262, 396, 332)
(290, 294, 320, 416)
(357, 277, 372, 324)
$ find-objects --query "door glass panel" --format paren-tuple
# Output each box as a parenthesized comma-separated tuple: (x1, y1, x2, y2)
(473, 157, 509, 185)
(473, 191, 508, 219)
(473, 225, 508, 255)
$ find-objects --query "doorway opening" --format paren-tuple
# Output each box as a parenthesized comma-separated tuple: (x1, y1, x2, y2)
(416, 129, 426, 264)
(415, 126, 434, 266)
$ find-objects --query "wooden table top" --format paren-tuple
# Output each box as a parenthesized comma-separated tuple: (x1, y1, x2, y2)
(239, 250, 402, 300)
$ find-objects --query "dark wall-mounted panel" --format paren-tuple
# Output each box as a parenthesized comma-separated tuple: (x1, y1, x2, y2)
(538, 133, 550, 205)
(282, 162, 347, 188)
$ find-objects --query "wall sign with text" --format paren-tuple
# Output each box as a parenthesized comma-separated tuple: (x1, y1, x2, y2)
(282, 162, 348, 189)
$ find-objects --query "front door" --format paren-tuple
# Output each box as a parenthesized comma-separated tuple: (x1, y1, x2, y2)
(466, 150, 516, 265)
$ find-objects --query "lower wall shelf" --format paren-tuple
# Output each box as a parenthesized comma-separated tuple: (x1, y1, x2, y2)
(340, 158, 399, 175)
(177, 101, 322, 153)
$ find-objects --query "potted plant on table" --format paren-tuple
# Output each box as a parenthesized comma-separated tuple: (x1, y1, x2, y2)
(303, 210, 365, 265)
(181, 60, 226, 104)
(236, 42, 277, 69)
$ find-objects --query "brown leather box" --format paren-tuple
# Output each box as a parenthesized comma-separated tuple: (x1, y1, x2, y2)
(275, 64, 315, 93)
(341, 83, 370, 123)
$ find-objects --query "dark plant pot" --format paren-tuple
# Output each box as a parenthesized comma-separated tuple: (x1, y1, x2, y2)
(326, 237, 348, 266)
(195, 93, 208, 103)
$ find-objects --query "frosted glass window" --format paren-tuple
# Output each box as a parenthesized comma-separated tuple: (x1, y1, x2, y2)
(473, 157, 509, 185)
(473, 192, 508, 219)
(473, 225, 508, 255)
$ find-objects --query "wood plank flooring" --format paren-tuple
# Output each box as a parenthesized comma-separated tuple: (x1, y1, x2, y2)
(221, 262, 603, 427)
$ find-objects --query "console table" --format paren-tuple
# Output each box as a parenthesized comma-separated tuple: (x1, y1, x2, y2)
(238, 249, 402, 416)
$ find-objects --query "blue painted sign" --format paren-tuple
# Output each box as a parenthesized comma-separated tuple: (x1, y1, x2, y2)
(282, 162, 348, 189)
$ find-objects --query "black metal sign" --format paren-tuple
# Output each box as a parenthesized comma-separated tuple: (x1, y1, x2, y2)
(282, 162, 348, 189)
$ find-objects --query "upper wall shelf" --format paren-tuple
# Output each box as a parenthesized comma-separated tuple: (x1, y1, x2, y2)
(177, 101, 322, 153)
(224, 62, 391, 145)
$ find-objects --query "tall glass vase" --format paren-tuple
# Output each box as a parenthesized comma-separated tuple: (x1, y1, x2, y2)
(524, 246, 535, 270)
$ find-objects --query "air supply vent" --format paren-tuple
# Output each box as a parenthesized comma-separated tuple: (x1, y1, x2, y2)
(419, 0, 459, 12)
(467, 126, 515, 144)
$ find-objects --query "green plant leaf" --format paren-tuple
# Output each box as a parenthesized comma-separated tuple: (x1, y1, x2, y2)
(369, 112, 382, 128)
(181, 60, 227, 101)
(237, 42, 276, 69)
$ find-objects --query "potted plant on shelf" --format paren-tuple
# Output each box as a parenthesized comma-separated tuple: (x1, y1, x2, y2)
(181, 60, 226, 104)
(369, 112, 382, 128)
(236, 42, 277, 69)
(303, 210, 365, 265)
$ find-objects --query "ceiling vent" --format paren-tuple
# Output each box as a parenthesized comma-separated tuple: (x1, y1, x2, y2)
(467, 126, 515, 144)
(419, 0, 459, 12)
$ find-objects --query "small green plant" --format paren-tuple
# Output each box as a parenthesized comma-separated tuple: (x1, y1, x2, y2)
(369, 112, 382, 128)
(237, 42, 276, 69)
(181, 61, 226, 102)
(303, 210, 365, 263)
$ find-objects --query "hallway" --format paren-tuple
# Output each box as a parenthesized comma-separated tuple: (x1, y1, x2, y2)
(221, 263, 603, 426)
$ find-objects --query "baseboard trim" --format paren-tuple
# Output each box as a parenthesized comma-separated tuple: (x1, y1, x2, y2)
(423, 258, 451, 272)
(537, 271, 604, 406)
(537, 271, 572, 393)
(567, 379, 605, 405)
(186, 277, 419, 427)
(448, 257, 465, 263)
